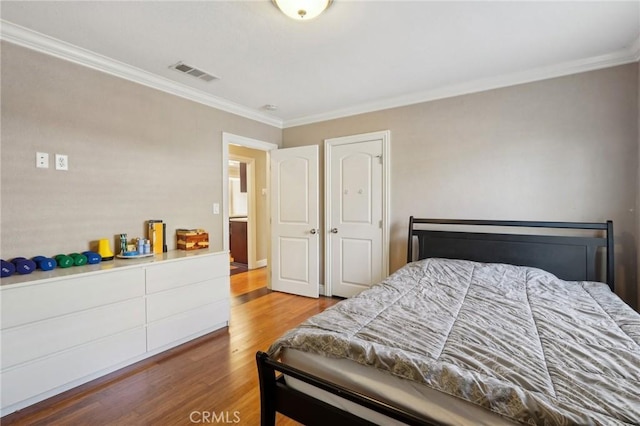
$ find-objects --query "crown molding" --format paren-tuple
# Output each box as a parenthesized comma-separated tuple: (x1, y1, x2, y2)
(2, 20, 637, 131)
(283, 39, 640, 128)
(0, 20, 284, 129)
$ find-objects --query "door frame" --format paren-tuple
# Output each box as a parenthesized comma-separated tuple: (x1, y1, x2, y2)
(222, 132, 278, 272)
(324, 130, 390, 297)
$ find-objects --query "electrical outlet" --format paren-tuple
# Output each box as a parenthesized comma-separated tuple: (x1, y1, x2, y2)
(36, 152, 49, 168)
(213, 203, 220, 215)
(55, 154, 68, 171)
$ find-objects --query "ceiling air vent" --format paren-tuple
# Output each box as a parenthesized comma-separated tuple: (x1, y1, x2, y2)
(170, 62, 219, 82)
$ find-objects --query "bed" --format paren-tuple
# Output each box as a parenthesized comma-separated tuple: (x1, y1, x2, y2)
(256, 218, 639, 425)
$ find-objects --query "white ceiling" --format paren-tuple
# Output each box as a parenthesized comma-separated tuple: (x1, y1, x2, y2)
(1, 1, 639, 128)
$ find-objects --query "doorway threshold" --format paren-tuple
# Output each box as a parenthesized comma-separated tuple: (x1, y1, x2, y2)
(230, 262, 248, 276)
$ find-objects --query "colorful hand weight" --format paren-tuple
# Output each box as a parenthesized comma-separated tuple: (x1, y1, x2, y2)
(69, 253, 88, 266)
(54, 254, 74, 268)
(32, 256, 57, 271)
(1, 259, 16, 277)
(82, 251, 102, 264)
(11, 257, 37, 275)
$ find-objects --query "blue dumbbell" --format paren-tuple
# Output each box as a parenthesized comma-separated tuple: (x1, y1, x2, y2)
(1, 259, 15, 277)
(33, 256, 57, 271)
(11, 257, 37, 275)
(82, 251, 102, 264)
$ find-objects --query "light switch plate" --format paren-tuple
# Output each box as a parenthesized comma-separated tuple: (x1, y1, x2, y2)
(36, 152, 49, 168)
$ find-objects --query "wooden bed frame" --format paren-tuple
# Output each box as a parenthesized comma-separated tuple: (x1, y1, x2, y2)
(256, 218, 615, 426)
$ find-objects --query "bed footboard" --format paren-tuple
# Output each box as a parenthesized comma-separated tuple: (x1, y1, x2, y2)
(256, 351, 436, 426)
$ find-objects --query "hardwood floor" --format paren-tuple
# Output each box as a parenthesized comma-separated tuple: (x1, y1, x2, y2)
(2, 268, 340, 425)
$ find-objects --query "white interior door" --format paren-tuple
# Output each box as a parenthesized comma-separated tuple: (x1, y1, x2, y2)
(326, 133, 389, 298)
(270, 145, 319, 298)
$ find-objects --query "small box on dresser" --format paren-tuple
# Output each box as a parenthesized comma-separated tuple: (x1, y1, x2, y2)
(176, 229, 209, 250)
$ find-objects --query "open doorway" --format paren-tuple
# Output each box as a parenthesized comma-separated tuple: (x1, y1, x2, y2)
(228, 158, 250, 275)
(222, 133, 277, 280)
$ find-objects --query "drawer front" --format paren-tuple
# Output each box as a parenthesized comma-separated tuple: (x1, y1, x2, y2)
(146, 277, 228, 323)
(1, 269, 145, 329)
(145, 254, 228, 294)
(146, 300, 229, 352)
(2, 298, 145, 370)
(1, 327, 146, 410)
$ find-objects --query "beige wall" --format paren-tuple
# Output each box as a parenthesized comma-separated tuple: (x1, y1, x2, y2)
(228, 145, 268, 263)
(284, 64, 639, 309)
(638, 64, 640, 310)
(2, 41, 638, 308)
(0, 42, 281, 258)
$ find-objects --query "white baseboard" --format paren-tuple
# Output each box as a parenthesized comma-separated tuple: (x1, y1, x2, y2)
(254, 259, 267, 268)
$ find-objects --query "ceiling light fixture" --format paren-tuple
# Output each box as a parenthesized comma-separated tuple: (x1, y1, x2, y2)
(272, 0, 332, 21)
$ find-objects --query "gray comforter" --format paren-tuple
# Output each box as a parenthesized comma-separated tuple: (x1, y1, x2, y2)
(268, 258, 640, 425)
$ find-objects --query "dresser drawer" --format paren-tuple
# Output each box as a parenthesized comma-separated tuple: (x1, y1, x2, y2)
(146, 300, 229, 352)
(1, 269, 145, 329)
(2, 298, 145, 370)
(146, 254, 227, 294)
(1, 327, 146, 409)
(146, 277, 228, 323)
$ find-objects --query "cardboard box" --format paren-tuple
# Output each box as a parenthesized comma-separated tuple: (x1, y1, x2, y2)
(176, 229, 209, 250)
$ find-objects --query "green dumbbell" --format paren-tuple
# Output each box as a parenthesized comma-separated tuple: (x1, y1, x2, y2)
(54, 254, 74, 268)
(69, 253, 88, 266)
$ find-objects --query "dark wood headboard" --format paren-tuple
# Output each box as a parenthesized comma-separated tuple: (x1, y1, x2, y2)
(407, 217, 614, 291)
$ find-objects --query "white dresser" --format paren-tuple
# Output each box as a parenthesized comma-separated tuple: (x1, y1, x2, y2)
(0, 250, 229, 416)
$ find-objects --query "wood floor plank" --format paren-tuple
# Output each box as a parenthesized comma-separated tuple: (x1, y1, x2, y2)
(2, 268, 339, 425)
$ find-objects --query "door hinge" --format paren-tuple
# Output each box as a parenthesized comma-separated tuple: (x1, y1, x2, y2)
(379, 220, 382, 228)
